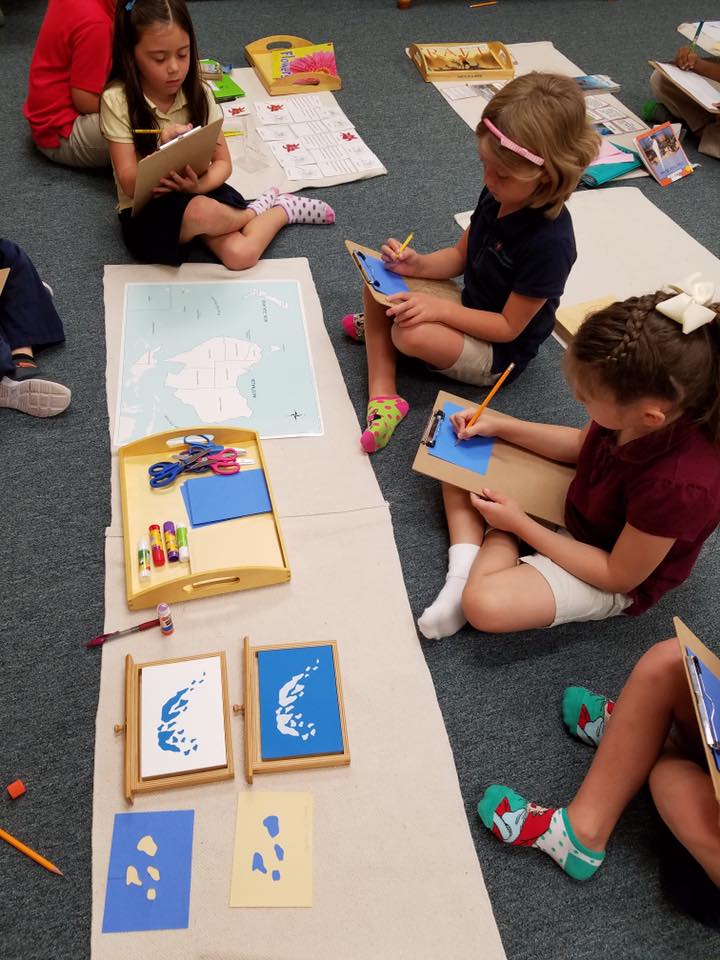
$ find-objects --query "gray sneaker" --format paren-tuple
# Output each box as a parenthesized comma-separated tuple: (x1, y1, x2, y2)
(0, 375, 71, 417)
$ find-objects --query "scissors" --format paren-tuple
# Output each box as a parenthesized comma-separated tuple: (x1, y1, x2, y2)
(185, 448, 242, 476)
(148, 441, 243, 488)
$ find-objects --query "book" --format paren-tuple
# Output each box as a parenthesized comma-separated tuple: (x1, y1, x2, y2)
(270, 42, 337, 81)
(580, 140, 642, 187)
(649, 60, 720, 115)
(574, 74, 620, 93)
(199, 59, 245, 102)
(633, 121, 694, 187)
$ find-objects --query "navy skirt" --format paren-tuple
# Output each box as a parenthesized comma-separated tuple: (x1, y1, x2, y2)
(119, 183, 248, 266)
(0, 239, 65, 378)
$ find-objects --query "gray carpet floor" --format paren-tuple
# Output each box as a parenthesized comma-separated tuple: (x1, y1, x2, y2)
(2, 1, 720, 958)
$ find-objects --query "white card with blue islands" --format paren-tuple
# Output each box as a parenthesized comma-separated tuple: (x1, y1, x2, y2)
(140, 655, 227, 779)
(230, 793, 313, 907)
(102, 810, 194, 933)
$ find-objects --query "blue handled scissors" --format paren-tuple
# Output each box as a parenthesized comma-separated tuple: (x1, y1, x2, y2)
(148, 440, 241, 488)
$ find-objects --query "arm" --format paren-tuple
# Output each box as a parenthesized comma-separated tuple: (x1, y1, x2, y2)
(71, 88, 100, 115)
(453, 408, 588, 464)
(382, 228, 469, 280)
(108, 140, 139, 200)
(675, 47, 720, 81)
(154, 132, 232, 196)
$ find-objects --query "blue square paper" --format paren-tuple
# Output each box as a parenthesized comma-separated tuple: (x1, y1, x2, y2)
(181, 469, 272, 527)
(257, 645, 344, 761)
(687, 648, 720, 773)
(428, 401, 495, 474)
(356, 251, 409, 296)
(102, 810, 194, 933)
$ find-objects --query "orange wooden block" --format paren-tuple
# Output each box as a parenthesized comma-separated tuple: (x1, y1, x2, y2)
(6, 779, 26, 800)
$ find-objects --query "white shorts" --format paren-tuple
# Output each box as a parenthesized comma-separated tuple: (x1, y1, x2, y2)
(520, 530, 632, 627)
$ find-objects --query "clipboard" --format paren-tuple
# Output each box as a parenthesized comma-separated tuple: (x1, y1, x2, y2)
(412, 389, 575, 527)
(649, 61, 720, 116)
(345, 240, 462, 307)
(675, 617, 720, 803)
(132, 118, 224, 216)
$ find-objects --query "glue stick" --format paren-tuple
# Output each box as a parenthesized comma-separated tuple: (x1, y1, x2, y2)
(163, 521, 180, 563)
(157, 603, 174, 636)
(138, 540, 151, 581)
(148, 524, 165, 567)
(176, 524, 190, 563)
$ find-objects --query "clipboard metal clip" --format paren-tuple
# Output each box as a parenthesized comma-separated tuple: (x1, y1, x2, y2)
(355, 251, 381, 290)
(421, 409, 445, 448)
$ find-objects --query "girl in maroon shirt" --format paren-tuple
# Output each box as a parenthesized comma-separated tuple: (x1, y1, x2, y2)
(418, 288, 720, 639)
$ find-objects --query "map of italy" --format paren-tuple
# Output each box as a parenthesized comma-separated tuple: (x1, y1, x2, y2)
(166, 337, 262, 421)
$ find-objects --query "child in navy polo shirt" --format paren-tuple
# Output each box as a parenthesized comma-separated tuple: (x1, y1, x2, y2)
(478, 638, 720, 924)
(418, 286, 720, 639)
(341, 72, 599, 454)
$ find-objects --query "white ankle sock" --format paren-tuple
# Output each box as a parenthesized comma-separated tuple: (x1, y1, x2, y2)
(247, 186, 280, 216)
(417, 543, 480, 640)
(275, 193, 335, 225)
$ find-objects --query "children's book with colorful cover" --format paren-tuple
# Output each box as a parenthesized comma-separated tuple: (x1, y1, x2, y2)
(633, 122, 694, 187)
(574, 74, 620, 93)
(270, 43, 337, 81)
(200, 59, 245, 102)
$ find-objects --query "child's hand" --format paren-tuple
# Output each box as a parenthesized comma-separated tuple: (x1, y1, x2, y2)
(381, 238, 420, 275)
(451, 407, 504, 441)
(159, 122, 193, 145)
(470, 489, 527, 534)
(674, 46, 699, 71)
(386, 291, 446, 326)
(154, 164, 200, 195)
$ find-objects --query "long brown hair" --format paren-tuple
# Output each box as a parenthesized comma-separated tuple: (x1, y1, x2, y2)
(107, 0, 208, 157)
(477, 73, 600, 219)
(566, 291, 720, 443)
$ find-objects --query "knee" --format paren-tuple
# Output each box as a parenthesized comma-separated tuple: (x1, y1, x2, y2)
(391, 322, 429, 357)
(221, 247, 259, 272)
(631, 639, 683, 687)
(182, 195, 217, 234)
(461, 581, 508, 633)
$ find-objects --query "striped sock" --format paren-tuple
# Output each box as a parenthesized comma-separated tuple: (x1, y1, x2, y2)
(478, 784, 605, 881)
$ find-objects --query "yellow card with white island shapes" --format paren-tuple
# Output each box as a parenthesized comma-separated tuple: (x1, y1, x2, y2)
(230, 792, 313, 907)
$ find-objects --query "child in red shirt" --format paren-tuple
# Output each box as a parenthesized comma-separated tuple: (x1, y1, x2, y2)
(23, 0, 115, 168)
(418, 284, 720, 638)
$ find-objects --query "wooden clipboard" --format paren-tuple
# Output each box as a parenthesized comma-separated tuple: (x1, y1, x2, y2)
(345, 240, 462, 307)
(132, 117, 224, 216)
(412, 389, 575, 527)
(674, 616, 720, 803)
(649, 60, 720, 115)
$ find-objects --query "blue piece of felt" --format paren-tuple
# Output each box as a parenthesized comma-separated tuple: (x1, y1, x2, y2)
(182, 470, 272, 527)
(428, 401, 495, 474)
(356, 251, 409, 296)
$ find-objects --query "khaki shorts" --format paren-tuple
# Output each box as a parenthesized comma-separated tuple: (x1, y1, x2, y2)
(37, 112, 110, 168)
(521, 530, 632, 626)
(435, 333, 497, 387)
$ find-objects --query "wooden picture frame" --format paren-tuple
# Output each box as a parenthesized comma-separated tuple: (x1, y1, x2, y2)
(116, 651, 235, 803)
(235, 636, 350, 783)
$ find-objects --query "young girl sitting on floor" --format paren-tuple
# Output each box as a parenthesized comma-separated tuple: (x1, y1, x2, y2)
(418, 284, 720, 639)
(479, 638, 720, 927)
(100, 0, 335, 268)
(342, 72, 599, 453)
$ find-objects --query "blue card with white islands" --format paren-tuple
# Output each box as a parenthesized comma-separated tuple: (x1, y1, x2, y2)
(428, 401, 495, 474)
(355, 251, 409, 296)
(102, 810, 194, 933)
(257, 644, 344, 761)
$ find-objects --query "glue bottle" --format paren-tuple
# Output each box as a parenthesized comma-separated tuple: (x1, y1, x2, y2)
(176, 524, 190, 563)
(148, 524, 165, 567)
(157, 603, 174, 636)
(138, 540, 151, 581)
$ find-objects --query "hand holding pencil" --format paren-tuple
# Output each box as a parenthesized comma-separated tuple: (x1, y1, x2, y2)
(381, 233, 419, 274)
(453, 362, 515, 443)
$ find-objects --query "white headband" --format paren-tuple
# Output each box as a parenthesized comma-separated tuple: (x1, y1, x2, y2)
(656, 273, 717, 335)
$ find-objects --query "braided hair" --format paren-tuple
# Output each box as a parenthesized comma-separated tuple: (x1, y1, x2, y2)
(565, 291, 720, 443)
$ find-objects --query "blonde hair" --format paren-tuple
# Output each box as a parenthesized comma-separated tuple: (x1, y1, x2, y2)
(477, 73, 600, 219)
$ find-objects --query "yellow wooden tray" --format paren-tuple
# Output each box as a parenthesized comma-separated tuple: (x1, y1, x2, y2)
(245, 35, 342, 96)
(409, 41, 514, 83)
(118, 426, 290, 610)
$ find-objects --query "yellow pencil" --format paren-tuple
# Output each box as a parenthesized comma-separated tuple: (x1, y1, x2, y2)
(470, 1, 498, 7)
(456, 362, 515, 444)
(0, 826, 63, 877)
(223, 130, 246, 137)
(132, 129, 161, 134)
(394, 232, 414, 260)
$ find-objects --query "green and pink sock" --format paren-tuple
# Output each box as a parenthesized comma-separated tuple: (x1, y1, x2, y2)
(562, 686, 615, 748)
(478, 785, 605, 881)
(360, 396, 409, 453)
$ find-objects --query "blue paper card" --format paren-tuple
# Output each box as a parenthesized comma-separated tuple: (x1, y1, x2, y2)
(356, 251, 409, 297)
(181, 469, 272, 527)
(428, 401, 495, 474)
(102, 810, 194, 933)
(687, 648, 720, 772)
(257, 645, 344, 761)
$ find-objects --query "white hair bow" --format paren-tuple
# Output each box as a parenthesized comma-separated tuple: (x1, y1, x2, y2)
(656, 273, 717, 335)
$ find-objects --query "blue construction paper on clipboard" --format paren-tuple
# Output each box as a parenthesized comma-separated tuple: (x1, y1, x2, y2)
(181, 470, 272, 527)
(257, 644, 344, 760)
(102, 810, 194, 932)
(428, 401, 495, 474)
(355, 251, 409, 296)
(686, 647, 720, 772)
